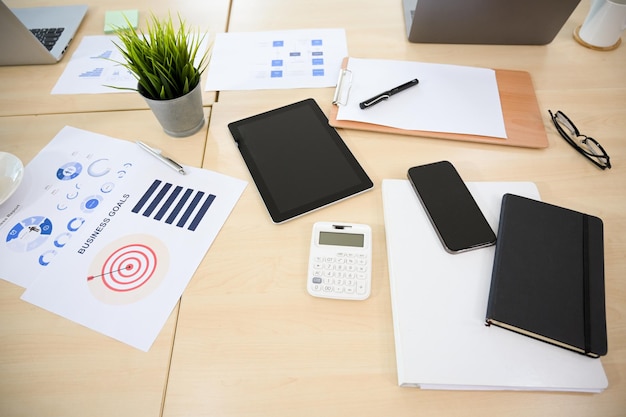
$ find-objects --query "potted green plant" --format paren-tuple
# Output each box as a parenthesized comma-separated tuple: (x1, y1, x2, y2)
(111, 14, 209, 137)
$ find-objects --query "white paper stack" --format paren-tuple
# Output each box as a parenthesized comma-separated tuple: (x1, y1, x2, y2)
(382, 179, 608, 392)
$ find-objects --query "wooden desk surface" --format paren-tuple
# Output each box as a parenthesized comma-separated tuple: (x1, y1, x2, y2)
(163, 0, 626, 416)
(0, 110, 209, 417)
(1, 0, 625, 416)
(0, 0, 231, 116)
(162, 93, 626, 416)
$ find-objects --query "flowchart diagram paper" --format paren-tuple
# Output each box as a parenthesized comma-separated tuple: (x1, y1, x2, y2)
(205, 28, 348, 91)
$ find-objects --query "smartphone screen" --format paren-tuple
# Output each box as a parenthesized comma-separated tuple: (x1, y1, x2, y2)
(407, 161, 496, 253)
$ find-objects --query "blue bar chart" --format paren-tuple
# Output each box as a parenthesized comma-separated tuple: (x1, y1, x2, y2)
(131, 179, 216, 231)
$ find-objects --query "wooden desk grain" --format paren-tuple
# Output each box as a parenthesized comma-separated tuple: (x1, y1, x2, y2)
(1, 0, 625, 416)
(163, 0, 626, 416)
(162, 87, 626, 416)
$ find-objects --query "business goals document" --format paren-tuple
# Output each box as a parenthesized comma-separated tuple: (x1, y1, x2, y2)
(0, 127, 246, 351)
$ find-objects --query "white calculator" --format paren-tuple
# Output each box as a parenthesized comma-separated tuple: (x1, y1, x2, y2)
(307, 222, 372, 300)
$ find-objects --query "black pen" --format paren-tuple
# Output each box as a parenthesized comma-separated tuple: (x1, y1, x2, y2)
(359, 78, 419, 109)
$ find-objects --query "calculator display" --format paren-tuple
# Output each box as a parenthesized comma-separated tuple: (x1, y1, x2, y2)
(319, 231, 364, 248)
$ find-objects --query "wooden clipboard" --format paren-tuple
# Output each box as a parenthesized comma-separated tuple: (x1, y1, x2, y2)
(329, 58, 548, 149)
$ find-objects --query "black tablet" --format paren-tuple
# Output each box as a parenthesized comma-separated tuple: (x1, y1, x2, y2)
(228, 99, 373, 223)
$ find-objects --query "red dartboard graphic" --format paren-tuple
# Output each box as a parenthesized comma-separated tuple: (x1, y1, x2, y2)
(87, 235, 169, 304)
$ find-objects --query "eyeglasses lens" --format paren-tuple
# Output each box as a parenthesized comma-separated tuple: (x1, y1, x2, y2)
(555, 112, 578, 136)
(582, 138, 604, 159)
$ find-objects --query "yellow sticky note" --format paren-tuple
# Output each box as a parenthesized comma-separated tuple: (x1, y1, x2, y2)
(104, 10, 139, 33)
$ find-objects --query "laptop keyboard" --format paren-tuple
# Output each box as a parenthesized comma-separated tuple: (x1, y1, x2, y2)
(30, 28, 65, 51)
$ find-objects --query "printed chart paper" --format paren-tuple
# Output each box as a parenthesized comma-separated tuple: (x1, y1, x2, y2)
(51, 35, 210, 95)
(0, 127, 246, 351)
(205, 28, 348, 91)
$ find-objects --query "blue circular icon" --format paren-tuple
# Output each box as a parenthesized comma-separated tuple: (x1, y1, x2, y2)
(54, 232, 72, 248)
(56, 162, 82, 180)
(81, 195, 103, 213)
(67, 217, 86, 232)
(6, 216, 53, 252)
(38, 250, 58, 266)
(87, 159, 111, 177)
(100, 182, 115, 193)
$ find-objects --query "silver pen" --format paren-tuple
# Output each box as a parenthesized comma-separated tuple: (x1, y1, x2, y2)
(136, 141, 186, 175)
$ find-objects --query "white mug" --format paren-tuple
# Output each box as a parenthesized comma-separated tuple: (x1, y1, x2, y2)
(577, 0, 626, 49)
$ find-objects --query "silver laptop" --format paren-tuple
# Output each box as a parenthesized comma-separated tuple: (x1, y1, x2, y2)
(0, 1, 87, 66)
(403, 0, 581, 45)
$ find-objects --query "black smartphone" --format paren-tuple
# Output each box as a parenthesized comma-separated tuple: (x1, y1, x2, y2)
(407, 161, 496, 253)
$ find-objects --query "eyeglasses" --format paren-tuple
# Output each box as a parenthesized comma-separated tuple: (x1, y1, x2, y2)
(548, 110, 611, 170)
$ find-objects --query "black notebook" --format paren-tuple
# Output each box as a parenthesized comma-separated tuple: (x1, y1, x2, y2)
(228, 99, 373, 223)
(486, 194, 607, 358)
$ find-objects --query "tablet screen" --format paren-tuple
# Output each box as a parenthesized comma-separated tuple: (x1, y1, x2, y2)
(228, 99, 373, 223)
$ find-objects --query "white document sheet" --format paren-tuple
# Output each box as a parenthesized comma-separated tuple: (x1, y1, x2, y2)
(382, 179, 608, 392)
(51, 35, 210, 95)
(0, 127, 246, 351)
(204, 28, 348, 91)
(337, 58, 507, 139)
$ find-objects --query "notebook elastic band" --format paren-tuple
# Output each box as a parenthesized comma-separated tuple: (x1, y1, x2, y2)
(582, 214, 592, 354)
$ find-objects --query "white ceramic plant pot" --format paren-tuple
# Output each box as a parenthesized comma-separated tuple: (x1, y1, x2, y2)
(140, 82, 205, 138)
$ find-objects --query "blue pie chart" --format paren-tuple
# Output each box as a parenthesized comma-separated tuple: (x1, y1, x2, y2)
(6, 216, 53, 252)
(56, 162, 82, 180)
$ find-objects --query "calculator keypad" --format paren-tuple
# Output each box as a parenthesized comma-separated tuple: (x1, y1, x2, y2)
(308, 252, 370, 299)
